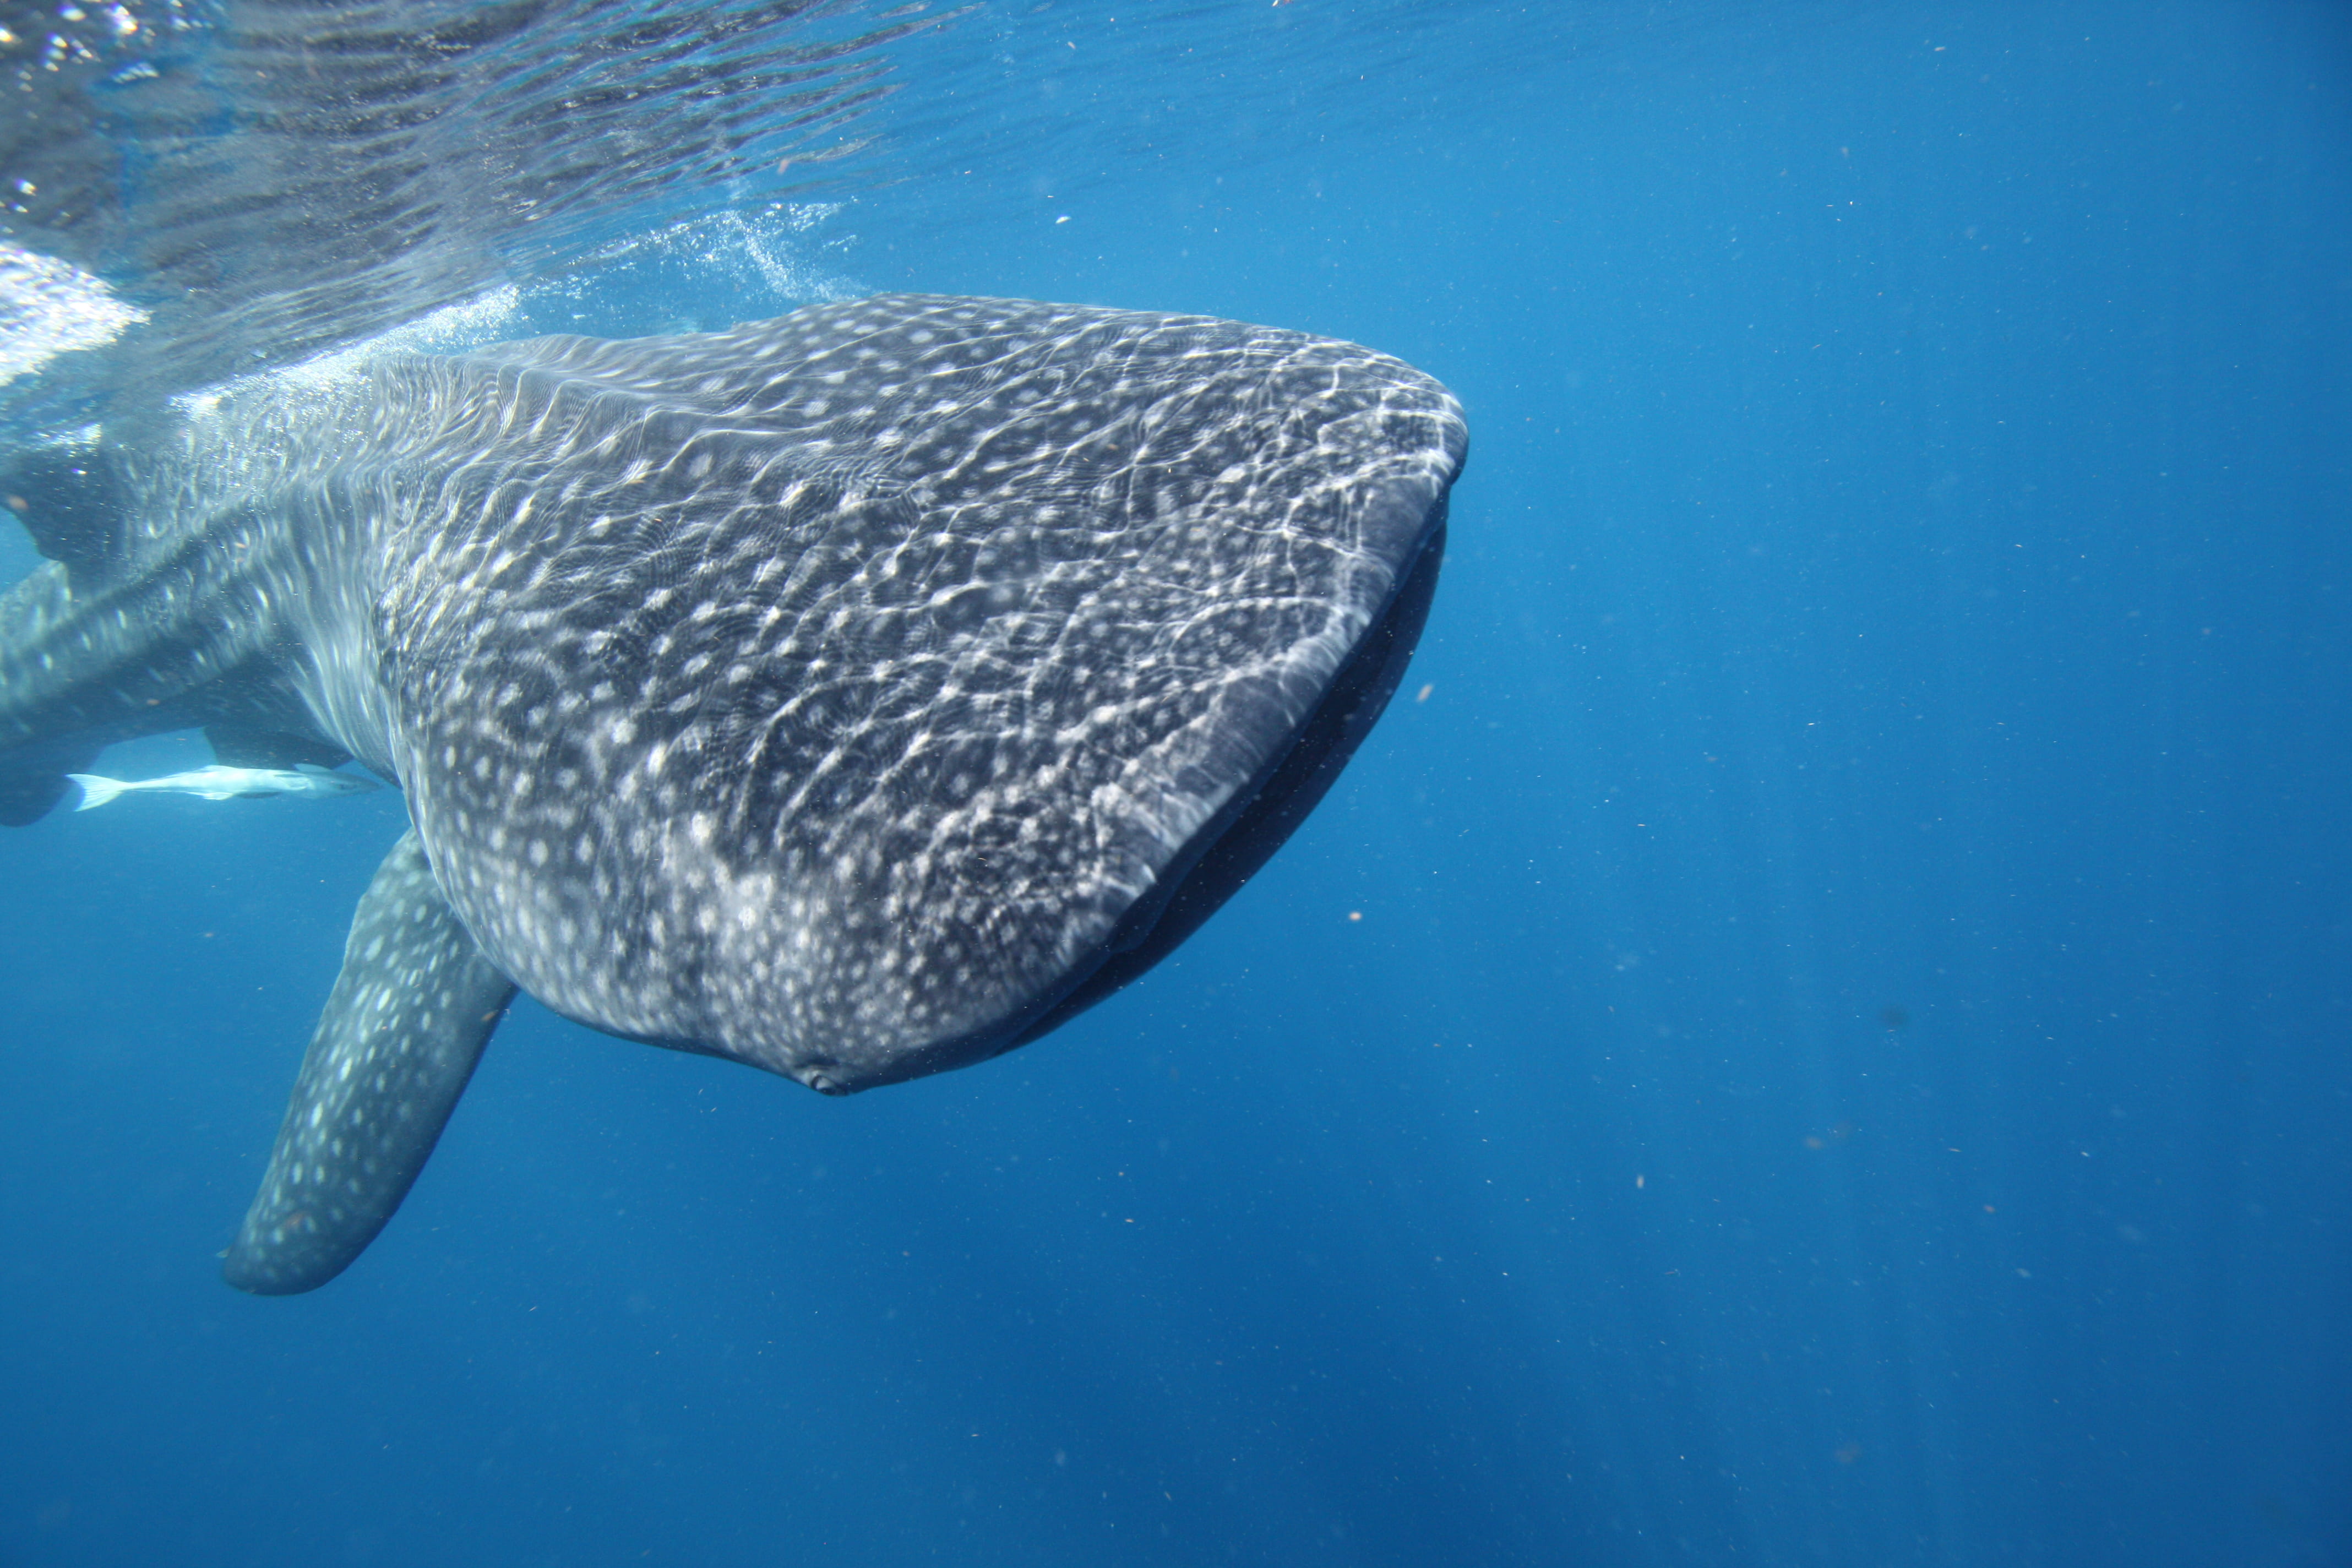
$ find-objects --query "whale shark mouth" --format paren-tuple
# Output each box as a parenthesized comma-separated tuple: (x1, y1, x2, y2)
(1012, 515, 1446, 1060)
(776, 510, 1450, 1098)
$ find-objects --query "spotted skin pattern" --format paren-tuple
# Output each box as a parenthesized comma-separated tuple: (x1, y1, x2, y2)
(223, 830, 515, 1295)
(0, 295, 1468, 1292)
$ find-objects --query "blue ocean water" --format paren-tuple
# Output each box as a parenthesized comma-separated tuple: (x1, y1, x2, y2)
(3, 2, 2348, 1565)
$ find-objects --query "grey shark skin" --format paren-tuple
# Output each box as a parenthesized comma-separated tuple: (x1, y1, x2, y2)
(0, 295, 1467, 1293)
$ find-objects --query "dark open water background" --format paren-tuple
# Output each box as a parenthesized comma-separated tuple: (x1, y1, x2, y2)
(2, 2, 2348, 1564)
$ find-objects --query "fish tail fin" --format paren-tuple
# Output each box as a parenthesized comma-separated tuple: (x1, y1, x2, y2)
(65, 774, 124, 811)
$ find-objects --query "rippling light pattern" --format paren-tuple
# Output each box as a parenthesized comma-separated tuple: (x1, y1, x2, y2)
(1, 1, 973, 418)
(0, 244, 146, 385)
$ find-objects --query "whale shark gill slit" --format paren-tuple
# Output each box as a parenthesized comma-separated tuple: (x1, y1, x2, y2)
(0, 295, 1468, 1291)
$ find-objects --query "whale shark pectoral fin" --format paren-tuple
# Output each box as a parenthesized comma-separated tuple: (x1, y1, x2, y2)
(222, 829, 515, 1295)
(0, 734, 107, 825)
(4, 442, 128, 585)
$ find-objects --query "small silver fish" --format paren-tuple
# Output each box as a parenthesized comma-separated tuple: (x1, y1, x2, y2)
(67, 763, 381, 811)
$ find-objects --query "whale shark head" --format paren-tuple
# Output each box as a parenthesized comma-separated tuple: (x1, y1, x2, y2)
(378, 296, 1463, 1091)
(2, 294, 1465, 1290)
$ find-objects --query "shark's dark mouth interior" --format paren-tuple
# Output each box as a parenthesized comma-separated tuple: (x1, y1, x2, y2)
(1006, 510, 1450, 1053)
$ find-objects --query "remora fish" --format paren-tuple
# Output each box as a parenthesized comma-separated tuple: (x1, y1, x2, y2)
(68, 761, 381, 809)
(0, 295, 1467, 1293)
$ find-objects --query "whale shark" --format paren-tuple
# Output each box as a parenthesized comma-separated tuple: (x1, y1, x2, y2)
(0, 294, 1467, 1293)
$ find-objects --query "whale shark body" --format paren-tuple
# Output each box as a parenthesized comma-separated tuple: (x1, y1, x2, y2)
(0, 295, 1467, 1293)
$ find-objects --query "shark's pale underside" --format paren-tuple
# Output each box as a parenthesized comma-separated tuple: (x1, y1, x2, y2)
(0, 295, 1467, 1293)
